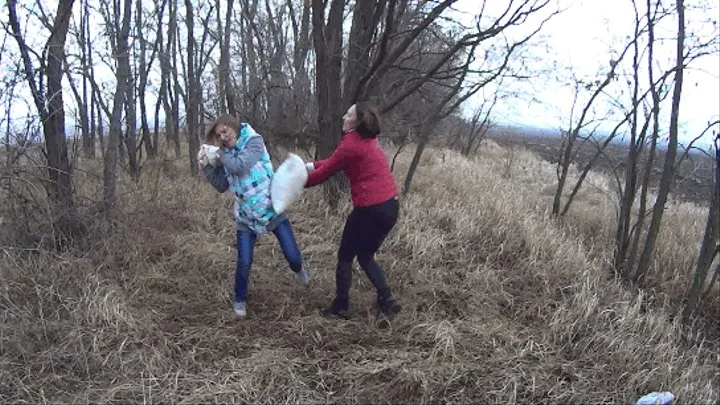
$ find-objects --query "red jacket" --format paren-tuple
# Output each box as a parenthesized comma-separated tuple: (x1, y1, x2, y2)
(306, 131, 398, 207)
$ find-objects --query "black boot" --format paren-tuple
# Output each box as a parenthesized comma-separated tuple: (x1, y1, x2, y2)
(321, 296, 350, 319)
(376, 292, 401, 320)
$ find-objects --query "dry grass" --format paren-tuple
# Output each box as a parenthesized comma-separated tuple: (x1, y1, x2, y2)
(0, 140, 718, 404)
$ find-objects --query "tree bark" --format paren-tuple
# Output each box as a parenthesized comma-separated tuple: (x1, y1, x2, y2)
(312, 0, 346, 209)
(184, 0, 199, 176)
(124, 63, 139, 181)
(170, 0, 181, 157)
(103, 0, 133, 213)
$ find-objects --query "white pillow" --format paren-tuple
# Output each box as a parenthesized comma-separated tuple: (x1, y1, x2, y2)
(198, 144, 220, 166)
(271, 153, 308, 214)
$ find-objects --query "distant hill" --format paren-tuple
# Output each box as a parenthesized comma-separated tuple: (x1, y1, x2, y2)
(489, 122, 716, 156)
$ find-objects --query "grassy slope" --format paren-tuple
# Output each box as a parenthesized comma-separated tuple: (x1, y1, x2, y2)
(0, 140, 717, 404)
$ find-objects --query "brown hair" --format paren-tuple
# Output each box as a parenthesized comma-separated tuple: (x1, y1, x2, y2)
(354, 101, 381, 138)
(205, 114, 240, 143)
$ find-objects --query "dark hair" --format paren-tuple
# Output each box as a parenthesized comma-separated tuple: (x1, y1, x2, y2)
(206, 114, 240, 143)
(354, 101, 381, 138)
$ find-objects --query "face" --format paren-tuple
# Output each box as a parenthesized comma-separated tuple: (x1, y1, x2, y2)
(342, 104, 358, 132)
(215, 124, 237, 148)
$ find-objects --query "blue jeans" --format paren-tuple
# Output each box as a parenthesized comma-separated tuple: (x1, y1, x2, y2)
(235, 218, 303, 303)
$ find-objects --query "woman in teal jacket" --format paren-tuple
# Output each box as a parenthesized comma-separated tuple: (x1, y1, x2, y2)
(200, 114, 309, 319)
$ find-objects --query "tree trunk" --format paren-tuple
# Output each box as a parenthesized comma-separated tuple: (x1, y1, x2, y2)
(312, 0, 346, 209)
(683, 145, 719, 318)
(170, 0, 181, 157)
(64, 61, 89, 163)
(289, 0, 312, 129)
(124, 67, 139, 182)
(264, 0, 290, 137)
(87, 2, 98, 158)
(156, 0, 170, 155)
(104, 0, 133, 213)
(390, 129, 410, 172)
(137, 0, 158, 158)
(80, 0, 93, 158)
(97, 92, 105, 158)
(185, 0, 199, 176)
(90, 74, 97, 158)
(43, 0, 76, 217)
(341, 0, 381, 107)
(403, 124, 436, 195)
(240, 0, 263, 124)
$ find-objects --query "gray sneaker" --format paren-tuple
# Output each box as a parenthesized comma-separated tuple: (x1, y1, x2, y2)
(233, 301, 247, 318)
(296, 265, 310, 287)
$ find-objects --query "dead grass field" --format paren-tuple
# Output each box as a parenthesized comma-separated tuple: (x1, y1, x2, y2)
(0, 139, 718, 404)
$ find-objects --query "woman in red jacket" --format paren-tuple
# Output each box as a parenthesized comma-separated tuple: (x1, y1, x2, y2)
(305, 101, 402, 320)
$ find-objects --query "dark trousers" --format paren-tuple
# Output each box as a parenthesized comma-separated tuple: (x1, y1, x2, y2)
(235, 219, 302, 302)
(335, 197, 399, 308)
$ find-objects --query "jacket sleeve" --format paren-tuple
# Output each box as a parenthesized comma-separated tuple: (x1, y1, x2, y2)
(305, 136, 353, 188)
(313, 159, 327, 170)
(202, 163, 230, 193)
(219, 135, 265, 177)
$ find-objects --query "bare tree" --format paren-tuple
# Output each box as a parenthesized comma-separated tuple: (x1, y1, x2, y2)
(311, 0, 345, 208)
(86, 0, 103, 158)
(64, 0, 93, 159)
(153, 0, 169, 153)
(238, 0, 264, 124)
(403, 45, 480, 195)
(550, 45, 634, 217)
(124, 36, 139, 182)
(684, 130, 719, 318)
(184, 0, 201, 175)
(458, 94, 499, 157)
(7, 0, 77, 228)
(287, 0, 313, 135)
(263, 0, 291, 139)
(136, 0, 163, 159)
(172, 1, 216, 174)
(631, 0, 686, 282)
(103, 0, 134, 212)
(158, 0, 181, 157)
